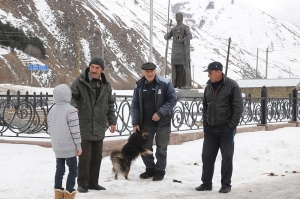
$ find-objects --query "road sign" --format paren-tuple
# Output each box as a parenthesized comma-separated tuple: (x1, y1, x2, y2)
(38, 65, 48, 71)
(28, 64, 48, 71)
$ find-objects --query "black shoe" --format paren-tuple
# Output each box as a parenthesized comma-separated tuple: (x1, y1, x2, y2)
(88, 184, 106, 190)
(140, 172, 154, 179)
(77, 186, 89, 193)
(152, 174, 164, 181)
(195, 184, 212, 191)
(219, 185, 231, 193)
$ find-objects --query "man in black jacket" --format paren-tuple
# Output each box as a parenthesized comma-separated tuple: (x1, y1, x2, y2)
(131, 62, 176, 181)
(196, 61, 243, 193)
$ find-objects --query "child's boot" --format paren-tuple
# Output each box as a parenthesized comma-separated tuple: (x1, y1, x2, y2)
(63, 190, 76, 199)
(54, 189, 64, 199)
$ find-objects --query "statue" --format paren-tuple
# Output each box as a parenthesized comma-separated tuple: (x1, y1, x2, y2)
(164, 12, 192, 89)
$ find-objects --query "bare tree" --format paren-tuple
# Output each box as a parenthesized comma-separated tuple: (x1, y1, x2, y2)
(24, 44, 42, 58)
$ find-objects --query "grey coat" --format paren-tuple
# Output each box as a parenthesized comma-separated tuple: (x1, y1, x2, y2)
(70, 68, 117, 141)
(48, 84, 81, 158)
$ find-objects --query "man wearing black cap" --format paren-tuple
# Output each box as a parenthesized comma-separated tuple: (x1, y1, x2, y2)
(131, 62, 176, 181)
(195, 61, 243, 193)
(70, 56, 117, 193)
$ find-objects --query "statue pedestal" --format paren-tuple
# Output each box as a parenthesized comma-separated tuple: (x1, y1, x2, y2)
(175, 89, 204, 99)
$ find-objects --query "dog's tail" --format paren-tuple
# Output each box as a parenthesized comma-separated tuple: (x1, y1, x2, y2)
(110, 151, 123, 161)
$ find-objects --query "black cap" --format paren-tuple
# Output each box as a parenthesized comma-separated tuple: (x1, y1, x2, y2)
(141, 62, 157, 70)
(203, 61, 223, 72)
(89, 56, 105, 70)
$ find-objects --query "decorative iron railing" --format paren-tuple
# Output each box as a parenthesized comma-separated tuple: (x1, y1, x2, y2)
(0, 87, 299, 138)
(0, 90, 51, 138)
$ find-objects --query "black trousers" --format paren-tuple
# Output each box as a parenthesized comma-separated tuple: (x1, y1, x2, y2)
(77, 140, 103, 187)
(201, 125, 235, 187)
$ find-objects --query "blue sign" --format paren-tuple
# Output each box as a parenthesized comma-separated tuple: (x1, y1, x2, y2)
(28, 64, 48, 71)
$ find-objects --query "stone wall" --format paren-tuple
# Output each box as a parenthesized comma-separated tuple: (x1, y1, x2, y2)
(241, 86, 297, 98)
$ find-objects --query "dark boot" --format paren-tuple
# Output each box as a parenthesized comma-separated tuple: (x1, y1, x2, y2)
(195, 184, 212, 191)
(140, 172, 154, 179)
(219, 185, 231, 193)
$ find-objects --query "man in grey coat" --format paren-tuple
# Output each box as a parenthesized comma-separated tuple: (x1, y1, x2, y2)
(70, 56, 117, 193)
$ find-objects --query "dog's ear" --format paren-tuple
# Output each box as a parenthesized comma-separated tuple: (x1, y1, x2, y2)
(140, 126, 147, 133)
(140, 128, 149, 136)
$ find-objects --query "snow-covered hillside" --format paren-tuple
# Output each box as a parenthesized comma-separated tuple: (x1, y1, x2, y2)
(0, 0, 299, 88)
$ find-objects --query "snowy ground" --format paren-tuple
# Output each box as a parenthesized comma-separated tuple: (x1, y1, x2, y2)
(0, 127, 300, 199)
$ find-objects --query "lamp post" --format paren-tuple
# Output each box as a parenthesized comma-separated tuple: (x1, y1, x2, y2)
(149, 0, 153, 62)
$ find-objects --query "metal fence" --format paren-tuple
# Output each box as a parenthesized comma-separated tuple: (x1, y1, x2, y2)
(0, 87, 299, 138)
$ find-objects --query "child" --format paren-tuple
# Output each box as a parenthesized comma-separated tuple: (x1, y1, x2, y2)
(48, 84, 82, 199)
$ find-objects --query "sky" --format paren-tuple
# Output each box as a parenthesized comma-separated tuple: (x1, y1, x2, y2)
(1, 127, 300, 199)
(240, 0, 300, 27)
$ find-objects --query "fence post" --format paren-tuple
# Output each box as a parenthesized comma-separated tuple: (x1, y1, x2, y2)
(33, 92, 36, 110)
(25, 91, 29, 109)
(261, 86, 267, 125)
(40, 92, 43, 107)
(6, 90, 11, 108)
(17, 90, 20, 109)
(291, 88, 298, 122)
(247, 93, 252, 104)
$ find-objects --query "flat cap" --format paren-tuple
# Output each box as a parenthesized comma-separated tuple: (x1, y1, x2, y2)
(203, 61, 223, 72)
(141, 62, 157, 70)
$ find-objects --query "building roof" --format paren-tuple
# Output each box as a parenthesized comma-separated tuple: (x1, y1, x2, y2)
(236, 79, 300, 88)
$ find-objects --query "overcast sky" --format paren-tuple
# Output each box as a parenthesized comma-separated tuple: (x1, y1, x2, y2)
(240, 0, 300, 27)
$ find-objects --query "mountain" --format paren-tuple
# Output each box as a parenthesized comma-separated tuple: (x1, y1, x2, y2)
(0, 0, 299, 89)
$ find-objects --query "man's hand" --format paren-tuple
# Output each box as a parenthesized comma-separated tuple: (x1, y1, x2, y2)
(152, 113, 160, 121)
(77, 150, 82, 156)
(110, 124, 116, 133)
(133, 126, 140, 133)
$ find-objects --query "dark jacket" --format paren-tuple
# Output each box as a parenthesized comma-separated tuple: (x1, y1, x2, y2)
(70, 68, 117, 141)
(203, 74, 243, 130)
(131, 75, 177, 127)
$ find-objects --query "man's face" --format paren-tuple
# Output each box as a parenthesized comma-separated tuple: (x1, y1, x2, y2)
(89, 64, 103, 79)
(208, 70, 222, 83)
(143, 69, 156, 82)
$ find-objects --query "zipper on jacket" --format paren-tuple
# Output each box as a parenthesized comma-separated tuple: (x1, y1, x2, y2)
(212, 83, 222, 126)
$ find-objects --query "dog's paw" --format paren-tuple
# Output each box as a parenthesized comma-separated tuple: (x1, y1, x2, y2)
(147, 150, 153, 155)
(141, 150, 153, 156)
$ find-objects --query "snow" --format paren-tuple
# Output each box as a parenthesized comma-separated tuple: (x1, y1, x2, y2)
(0, 127, 300, 199)
(0, 85, 299, 198)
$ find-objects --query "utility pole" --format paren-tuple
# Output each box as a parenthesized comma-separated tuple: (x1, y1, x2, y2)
(192, 64, 195, 89)
(78, 31, 81, 76)
(102, 34, 104, 59)
(149, 0, 153, 62)
(256, 48, 258, 78)
(225, 37, 231, 76)
(265, 48, 268, 79)
(162, 0, 171, 78)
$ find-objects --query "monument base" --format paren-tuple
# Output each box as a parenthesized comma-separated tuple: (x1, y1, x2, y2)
(175, 88, 204, 99)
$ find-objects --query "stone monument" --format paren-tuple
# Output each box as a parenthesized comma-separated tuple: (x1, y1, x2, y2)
(164, 12, 193, 89)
